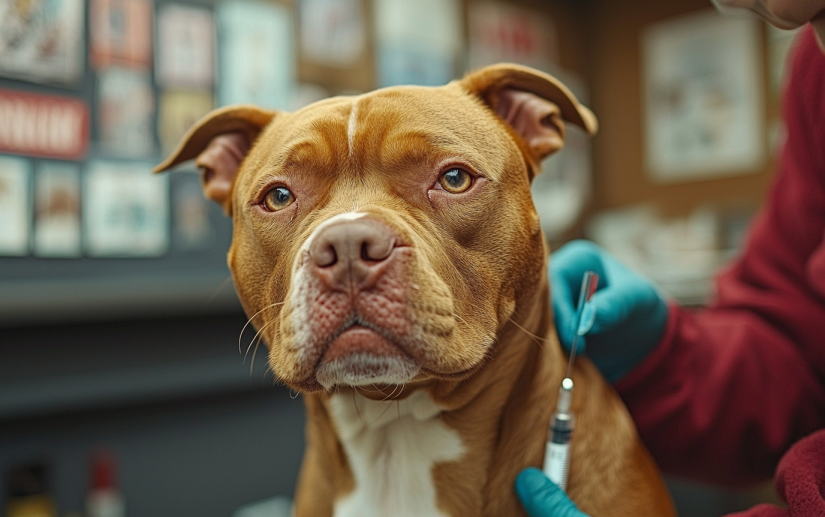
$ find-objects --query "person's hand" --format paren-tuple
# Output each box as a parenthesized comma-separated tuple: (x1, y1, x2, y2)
(515, 468, 590, 517)
(550, 240, 668, 383)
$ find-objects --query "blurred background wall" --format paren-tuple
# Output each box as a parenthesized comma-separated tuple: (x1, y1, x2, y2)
(0, 0, 795, 515)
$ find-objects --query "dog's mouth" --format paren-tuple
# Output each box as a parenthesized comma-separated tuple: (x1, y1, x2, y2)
(313, 316, 420, 390)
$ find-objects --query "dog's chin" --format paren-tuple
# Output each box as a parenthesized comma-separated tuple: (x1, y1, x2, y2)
(313, 326, 420, 390)
(315, 353, 420, 390)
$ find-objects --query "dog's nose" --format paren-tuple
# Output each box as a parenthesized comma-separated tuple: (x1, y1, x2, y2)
(309, 216, 398, 287)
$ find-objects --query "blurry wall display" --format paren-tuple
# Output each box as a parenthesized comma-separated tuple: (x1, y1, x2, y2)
(0, 89, 90, 160)
(468, 1, 559, 72)
(156, 4, 215, 90)
(34, 162, 83, 258)
(216, 0, 294, 109)
(83, 161, 169, 257)
(642, 9, 765, 182)
(97, 68, 155, 156)
(299, 0, 366, 67)
(158, 90, 214, 155)
(90, 0, 154, 69)
(0, 156, 30, 257)
(374, 0, 462, 87)
(0, 0, 85, 85)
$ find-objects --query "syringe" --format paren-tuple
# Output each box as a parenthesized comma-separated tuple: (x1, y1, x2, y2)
(542, 270, 599, 491)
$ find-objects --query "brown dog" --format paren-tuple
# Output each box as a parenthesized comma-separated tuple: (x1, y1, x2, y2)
(156, 64, 675, 517)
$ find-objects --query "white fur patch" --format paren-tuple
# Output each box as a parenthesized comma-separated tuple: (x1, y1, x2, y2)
(348, 101, 358, 157)
(329, 391, 465, 517)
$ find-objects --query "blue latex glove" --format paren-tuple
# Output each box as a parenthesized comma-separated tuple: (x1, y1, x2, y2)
(516, 468, 590, 517)
(550, 240, 668, 383)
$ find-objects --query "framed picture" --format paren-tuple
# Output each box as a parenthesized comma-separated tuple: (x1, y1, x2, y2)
(98, 68, 155, 157)
(34, 162, 82, 258)
(374, 0, 462, 87)
(0, 0, 85, 85)
(0, 156, 31, 256)
(642, 9, 765, 182)
(298, 0, 365, 67)
(216, 0, 294, 109)
(158, 90, 214, 155)
(468, 1, 558, 72)
(84, 161, 169, 257)
(156, 4, 215, 89)
(90, 0, 153, 69)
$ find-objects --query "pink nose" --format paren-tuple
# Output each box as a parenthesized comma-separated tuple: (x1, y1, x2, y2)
(309, 217, 398, 288)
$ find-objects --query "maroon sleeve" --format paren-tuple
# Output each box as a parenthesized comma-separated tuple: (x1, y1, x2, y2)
(614, 27, 825, 487)
(724, 430, 825, 517)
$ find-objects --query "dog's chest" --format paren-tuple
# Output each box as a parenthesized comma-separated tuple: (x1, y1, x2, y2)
(327, 391, 465, 517)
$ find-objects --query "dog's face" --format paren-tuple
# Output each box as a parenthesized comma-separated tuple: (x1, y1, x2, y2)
(156, 65, 596, 393)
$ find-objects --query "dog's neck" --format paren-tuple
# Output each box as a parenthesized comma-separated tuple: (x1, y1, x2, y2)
(303, 270, 568, 517)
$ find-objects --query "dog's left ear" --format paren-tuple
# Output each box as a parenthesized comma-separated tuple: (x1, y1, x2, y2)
(459, 63, 597, 165)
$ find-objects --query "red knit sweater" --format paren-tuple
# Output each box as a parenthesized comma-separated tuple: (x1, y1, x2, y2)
(615, 27, 825, 515)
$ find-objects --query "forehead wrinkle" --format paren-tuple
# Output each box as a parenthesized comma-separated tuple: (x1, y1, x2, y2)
(379, 129, 494, 178)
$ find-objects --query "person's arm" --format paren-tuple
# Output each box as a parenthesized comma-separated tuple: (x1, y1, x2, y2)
(614, 28, 825, 485)
(551, 28, 825, 486)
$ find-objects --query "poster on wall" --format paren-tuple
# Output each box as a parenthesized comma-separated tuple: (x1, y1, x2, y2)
(98, 68, 155, 157)
(158, 90, 214, 155)
(468, 1, 558, 72)
(216, 0, 294, 109)
(90, 0, 153, 69)
(84, 161, 168, 257)
(0, 156, 30, 256)
(374, 0, 462, 87)
(34, 162, 82, 257)
(173, 173, 214, 250)
(0, 0, 85, 85)
(298, 0, 365, 67)
(156, 4, 215, 89)
(642, 9, 764, 182)
(0, 89, 90, 160)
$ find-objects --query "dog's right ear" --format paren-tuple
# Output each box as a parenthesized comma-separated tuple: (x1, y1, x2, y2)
(154, 104, 276, 214)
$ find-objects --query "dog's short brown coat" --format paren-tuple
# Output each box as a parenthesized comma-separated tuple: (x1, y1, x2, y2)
(156, 64, 676, 517)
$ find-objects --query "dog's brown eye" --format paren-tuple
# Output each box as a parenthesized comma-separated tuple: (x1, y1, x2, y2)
(263, 186, 295, 211)
(439, 168, 472, 194)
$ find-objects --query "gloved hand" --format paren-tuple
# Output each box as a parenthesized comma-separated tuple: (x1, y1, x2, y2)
(550, 240, 668, 383)
(515, 468, 590, 517)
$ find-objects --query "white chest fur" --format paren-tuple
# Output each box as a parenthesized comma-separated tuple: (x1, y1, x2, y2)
(327, 391, 465, 517)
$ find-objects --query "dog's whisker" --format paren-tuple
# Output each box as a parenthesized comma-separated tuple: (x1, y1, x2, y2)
(206, 275, 234, 304)
(508, 317, 547, 348)
(245, 318, 278, 364)
(290, 388, 300, 400)
(238, 301, 285, 354)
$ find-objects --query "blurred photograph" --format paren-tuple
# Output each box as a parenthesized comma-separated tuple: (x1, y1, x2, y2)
(0, 155, 29, 256)
(97, 68, 154, 156)
(0, 0, 85, 84)
(90, 0, 153, 69)
(33, 162, 81, 258)
(156, 4, 214, 89)
(83, 161, 168, 257)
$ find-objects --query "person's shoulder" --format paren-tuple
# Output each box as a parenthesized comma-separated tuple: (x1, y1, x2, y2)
(788, 27, 825, 92)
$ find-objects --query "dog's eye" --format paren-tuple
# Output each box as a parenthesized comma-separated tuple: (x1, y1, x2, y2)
(439, 168, 472, 194)
(263, 186, 295, 211)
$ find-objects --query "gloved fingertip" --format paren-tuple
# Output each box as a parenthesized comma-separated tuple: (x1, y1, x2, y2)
(515, 468, 551, 500)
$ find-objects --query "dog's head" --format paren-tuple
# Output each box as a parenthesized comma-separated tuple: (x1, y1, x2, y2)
(156, 64, 596, 393)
